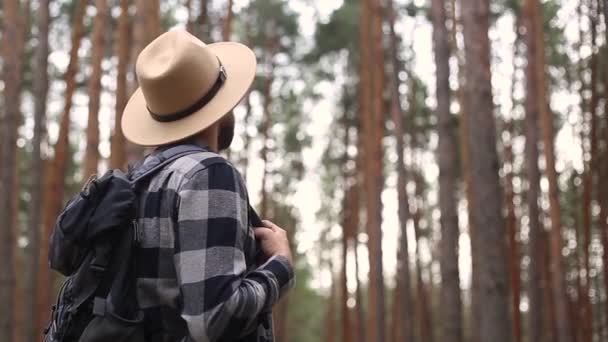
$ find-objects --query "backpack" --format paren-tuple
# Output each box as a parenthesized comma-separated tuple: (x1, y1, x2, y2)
(43, 144, 212, 342)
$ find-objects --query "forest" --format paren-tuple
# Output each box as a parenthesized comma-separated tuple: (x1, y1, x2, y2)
(1, 0, 607, 341)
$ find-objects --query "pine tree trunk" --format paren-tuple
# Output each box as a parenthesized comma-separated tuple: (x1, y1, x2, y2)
(579, 3, 598, 341)
(222, 0, 234, 41)
(448, 2, 480, 339)
(353, 140, 366, 342)
(38, 0, 87, 333)
(506, 18, 523, 342)
(324, 272, 338, 342)
(385, 1, 415, 341)
(430, 0, 463, 341)
(530, 0, 574, 339)
(127, 0, 152, 165)
(412, 173, 435, 342)
(459, 0, 513, 341)
(0, 0, 25, 340)
(85, 0, 108, 177)
(197, 0, 210, 41)
(504, 120, 522, 342)
(26, 0, 50, 341)
(363, 0, 386, 340)
(110, 0, 130, 170)
(340, 92, 354, 342)
(522, 1, 547, 340)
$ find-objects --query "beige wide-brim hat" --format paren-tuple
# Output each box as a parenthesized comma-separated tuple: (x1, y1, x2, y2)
(122, 29, 257, 146)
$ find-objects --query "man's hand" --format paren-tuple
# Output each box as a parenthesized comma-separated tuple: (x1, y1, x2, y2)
(254, 220, 293, 265)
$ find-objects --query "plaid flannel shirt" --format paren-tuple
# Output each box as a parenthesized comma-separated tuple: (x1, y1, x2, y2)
(134, 144, 295, 342)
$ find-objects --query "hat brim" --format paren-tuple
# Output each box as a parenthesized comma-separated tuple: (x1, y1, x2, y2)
(121, 42, 257, 147)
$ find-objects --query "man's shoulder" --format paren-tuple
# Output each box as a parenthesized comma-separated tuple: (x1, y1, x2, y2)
(164, 148, 243, 184)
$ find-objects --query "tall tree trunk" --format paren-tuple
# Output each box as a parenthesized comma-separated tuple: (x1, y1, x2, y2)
(354, 139, 366, 342)
(412, 173, 434, 342)
(324, 272, 338, 342)
(38, 0, 87, 333)
(459, 0, 513, 341)
(430, 0, 463, 341)
(522, 1, 547, 341)
(340, 89, 354, 342)
(197, 0, 210, 41)
(385, 1, 415, 341)
(110, 0, 131, 170)
(222, 0, 234, 41)
(0, 0, 25, 340)
(600, 8, 608, 334)
(448, 2, 479, 339)
(85, 0, 108, 177)
(505, 18, 523, 342)
(26, 0, 50, 341)
(362, 0, 386, 340)
(530, 0, 574, 339)
(579, 2, 598, 341)
(503, 120, 522, 342)
(127, 0, 155, 165)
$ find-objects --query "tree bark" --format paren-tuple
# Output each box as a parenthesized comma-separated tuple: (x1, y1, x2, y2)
(340, 88, 355, 342)
(85, 0, 109, 177)
(522, 2, 547, 341)
(412, 173, 434, 342)
(0, 0, 25, 340)
(197, 0, 210, 41)
(459, 0, 513, 341)
(222, 0, 234, 41)
(38, 0, 87, 333)
(362, 0, 386, 340)
(386, 1, 415, 341)
(579, 2, 598, 341)
(530, 0, 574, 340)
(110, 0, 131, 170)
(26, 0, 50, 341)
(430, 0, 463, 341)
(503, 120, 522, 342)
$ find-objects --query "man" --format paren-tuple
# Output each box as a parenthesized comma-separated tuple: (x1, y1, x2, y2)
(121, 29, 295, 342)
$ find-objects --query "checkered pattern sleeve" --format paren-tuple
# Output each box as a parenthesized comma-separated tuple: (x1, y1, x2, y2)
(174, 162, 294, 342)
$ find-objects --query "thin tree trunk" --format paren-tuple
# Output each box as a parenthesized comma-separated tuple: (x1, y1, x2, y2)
(110, 0, 131, 170)
(504, 119, 522, 342)
(579, 2, 598, 341)
(459, 0, 512, 341)
(324, 272, 338, 342)
(386, 1, 415, 341)
(38, 0, 87, 333)
(412, 173, 434, 342)
(13, 4, 31, 341)
(430, 0, 463, 341)
(505, 17, 523, 342)
(340, 88, 354, 342)
(241, 92, 253, 180)
(448, 2, 479, 339)
(26, 0, 50, 341)
(522, 1, 547, 341)
(127, 0, 151, 165)
(0, 0, 25, 340)
(363, 0, 386, 340)
(197, 0, 210, 41)
(354, 139, 366, 342)
(259, 35, 276, 228)
(85, 0, 108, 177)
(531, 0, 574, 339)
(222, 0, 234, 41)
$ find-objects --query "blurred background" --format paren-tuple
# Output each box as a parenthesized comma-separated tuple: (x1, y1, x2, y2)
(1, 0, 607, 341)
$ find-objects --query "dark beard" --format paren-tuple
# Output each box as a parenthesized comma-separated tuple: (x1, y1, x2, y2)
(218, 114, 235, 151)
